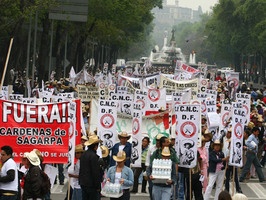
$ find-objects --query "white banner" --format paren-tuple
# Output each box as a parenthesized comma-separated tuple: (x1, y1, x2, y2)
(236, 93, 250, 125)
(176, 104, 200, 168)
(117, 86, 128, 94)
(98, 100, 117, 150)
(111, 93, 133, 115)
(135, 90, 147, 116)
(144, 88, 166, 112)
(199, 79, 208, 93)
(218, 103, 232, 138)
(197, 93, 208, 115)
(229, 102, 246, 167)
(22, 97, 37, 104)
(68, 101, 76, 171)
(131, 103, 142, 167)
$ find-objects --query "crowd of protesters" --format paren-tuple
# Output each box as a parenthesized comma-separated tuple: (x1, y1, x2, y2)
(1, 67, 266, 200)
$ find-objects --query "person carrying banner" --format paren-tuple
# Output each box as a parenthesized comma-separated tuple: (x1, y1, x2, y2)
(110, 132, 132, 167)
(106, 151, 134, 200)
(68, 145, 84, 200)
(131, 136, 150, 193)
(147, 147, 177, 200)
(0, 146, 18, 200)
(239, 127, 265, 183)
(204, 140, 229, 200)
(145, 134, 164, 200)
(23, 151, 44, 200)
(79, 135, 102, 200)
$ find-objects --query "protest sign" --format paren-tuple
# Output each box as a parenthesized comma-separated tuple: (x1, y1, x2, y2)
(58, 92, 74, 99)
(77, 85, 99, 101)
(206, 89, 217, 101)
(200, 79, 208, 92)
(9, 94, 23, 102)
(99, 82, 106, 100)
(131, 103, 142, 167)
(236, 93, 250, 125)
(67, 101, 76, 171)
(108, 84, 116, 99)
(22, 97, 37, 104)
(117, 86, 128, 94)
(229, 102, 246, 167)
(176, 104, 200, 168)
(97, 100, 117, 150)
(159, 75, 198, 98)
(197, 93, 207, 115)
(144, 75, 160, 87)
(144, 88, 166, 113)
(135, 90, 147, 115)
(218, 103, 232, 137)
(111, 93, 133, 115)
(0, 100, 70, 163)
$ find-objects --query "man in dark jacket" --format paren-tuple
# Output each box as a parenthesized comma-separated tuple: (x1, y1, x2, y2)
(79, 135, 102, 200)
(110, 131, 132, 167)
(23, 151, 43, 200)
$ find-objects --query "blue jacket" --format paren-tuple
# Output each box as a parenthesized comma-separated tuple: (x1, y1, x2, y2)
(106, 165, 134, 187)
(110, 142, 132, 167)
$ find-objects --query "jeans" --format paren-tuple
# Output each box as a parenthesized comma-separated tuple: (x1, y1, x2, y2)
(172, 172, 184, 200)
(204, 170, 224, 200)
(58, 163, 65, 183)
(81, 186, 98, 200)
(152, 185, 171, 200)
(225, 166, 241, 192)
(110, 189, 130, 200)
(260, 150, 266, 166)
(0, 195, 17, 200)
(147, 177, 153, 200)
(72, 188, 82, 200)
(239, 152, 265, 182)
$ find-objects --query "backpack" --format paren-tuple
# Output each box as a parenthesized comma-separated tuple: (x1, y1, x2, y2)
(40, 170, 51, 196)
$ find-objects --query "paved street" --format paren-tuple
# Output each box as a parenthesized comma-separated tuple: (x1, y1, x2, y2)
(51, 168, 266, 200)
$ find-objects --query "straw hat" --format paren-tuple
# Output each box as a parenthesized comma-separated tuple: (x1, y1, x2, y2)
(84, 135, 102, 146)
(33, 149, 44, 163)
(257, 115, 264, 122)
(81, 135, 88, 141)
(217, 88, 222, 93)
(118, 131, 131, 139)
(227, 127, 232, 133)
(204, 129, 213, 140)
(113, 151, 126, 162)
(247, 122, 255, 129)
(158, 107, 167, 112)
(25, 151, 40, 166)
(161, 147, 171, 157)
(155, 133, 165, 140)
(75, 144, 85, 153)
(100, 146, 109, 158)
(211, 140, 223, 149)
(201, 135, 206, 142)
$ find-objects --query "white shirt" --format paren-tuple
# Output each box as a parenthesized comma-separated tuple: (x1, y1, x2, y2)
(145, 145, 158, 167)
(119, 145, 125, 152)
(0, 158, 18, 192)
(68, 160, 81, 189)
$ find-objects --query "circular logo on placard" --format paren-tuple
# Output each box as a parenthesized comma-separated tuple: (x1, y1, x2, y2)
(234, 123, 243, 139)
(148, 89, 160, 102)
(201, 80, 207, 86)
(132, 118, 140, 135)
(100, 114, 115, 129)
(100, 83, 105, 89)
(109, 84, 115, 90)
(202, 102, 207, 113)
(180, 121, 197, 138)
(136, 99, 145, 109)
(243, 105, 248, 115)
(191, 100, 200, 104)
(69, 121, 74, 138)
(231, 78, 239, 87)
(222, 112, 229, 126)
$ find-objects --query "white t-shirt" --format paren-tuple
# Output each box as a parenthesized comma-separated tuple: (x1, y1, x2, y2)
(68, 159, 81, 189)
(0, 158, 18, 192)
(119, 145, 125, 152)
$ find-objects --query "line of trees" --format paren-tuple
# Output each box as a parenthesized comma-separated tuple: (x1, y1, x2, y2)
(0, 0, 163, 83)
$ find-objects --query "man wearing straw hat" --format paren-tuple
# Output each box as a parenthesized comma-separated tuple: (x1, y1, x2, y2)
(79, 135, 102, 200)
(0, 146, 18, 200)
(110, 132, 132, 167)
(23, 150, 43, 200)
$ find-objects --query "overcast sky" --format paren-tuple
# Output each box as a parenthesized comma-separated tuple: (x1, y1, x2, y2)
(178, 0, 219, 12)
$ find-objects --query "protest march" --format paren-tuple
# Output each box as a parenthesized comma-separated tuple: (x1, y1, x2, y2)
(0, 58, 265, 200)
